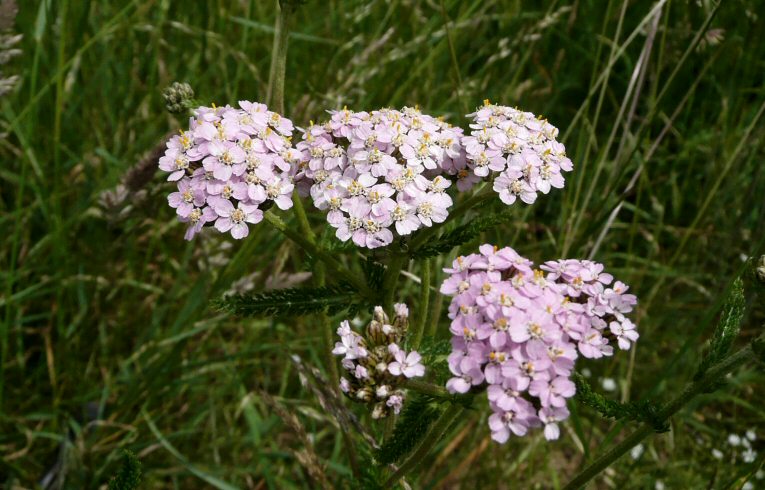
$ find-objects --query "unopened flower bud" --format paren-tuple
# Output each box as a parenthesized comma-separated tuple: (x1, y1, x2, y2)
(371, 402, 388, 419)
(376, 385, 391, 399)
(162, 82, 195, 114)
(373, 305, 389, 324)
(366, 319, 387, 345)
(355, 387, 373, 402)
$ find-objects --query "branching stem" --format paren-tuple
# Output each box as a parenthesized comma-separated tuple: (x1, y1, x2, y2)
(563, 336, 764, 489)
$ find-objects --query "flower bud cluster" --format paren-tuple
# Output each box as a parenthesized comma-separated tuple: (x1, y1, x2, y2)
(332, 304, 425, 419)
(462, 101, 573, 205)
(295, 107, 467, 248)
(158, 102, 301, 240)
(440, 245, 638, 443)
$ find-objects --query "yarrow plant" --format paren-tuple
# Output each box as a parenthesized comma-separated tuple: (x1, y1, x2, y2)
(333, 304, 425, 419)
(440, 245, 638, 442)
(159, 74, 763, 486)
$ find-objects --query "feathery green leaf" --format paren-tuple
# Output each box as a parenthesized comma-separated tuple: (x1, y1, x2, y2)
(214, 283, 358, 317)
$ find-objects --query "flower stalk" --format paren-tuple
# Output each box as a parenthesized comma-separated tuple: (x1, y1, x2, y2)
(383, 403, 465, 488)
(563, 333, 765, 490)
(263, 211, 373, 298)
(410, 259, 431, 349)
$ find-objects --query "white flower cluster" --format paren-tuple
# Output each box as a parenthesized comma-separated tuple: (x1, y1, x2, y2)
(462, 101, 573, 206)
(333, 304, 425, 419)
(295, 107, 467, 249)
(158, 102, 301, 240)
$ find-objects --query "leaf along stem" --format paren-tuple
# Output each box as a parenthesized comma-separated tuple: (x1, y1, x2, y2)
(383, 403, 464, 488)
(563, 336, 763, 490)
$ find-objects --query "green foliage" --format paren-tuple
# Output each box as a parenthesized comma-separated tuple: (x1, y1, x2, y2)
(695, 278, 746, 378)
(108, 450, 142, 490)
(573, 373, 669, 433)
(410, 208, 512, 259)
(375, 393, 443, 465)
(214, 283, 358, 317)
(416, 337, 452, 385)
(361, 257, 386, 291)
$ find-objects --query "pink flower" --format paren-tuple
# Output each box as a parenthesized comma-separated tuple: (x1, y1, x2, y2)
(210, 199, 263, 239)
(388, 349, 425, 378)
(158, 101, 298, 240)
(440, 244, 639, 444)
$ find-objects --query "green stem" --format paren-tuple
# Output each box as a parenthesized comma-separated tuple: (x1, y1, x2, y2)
(402, 378, 452, 400)
(266, 0, 290, 114)
(291, 191, 317, 244)
(427, 289, 445, 338)
(263, 211, 373, 298)
(383, 404, 464, 488)
(408, 186, 493, 252)
(410, 259, 431, 349)
(563, 339, 762, 490)
(382, 255, 408, 311)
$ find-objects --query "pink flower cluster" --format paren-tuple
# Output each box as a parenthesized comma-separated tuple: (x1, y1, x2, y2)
(462, 102, 573, 205)
(440, 245, 638, 443)
(295, 107, 467, 248)
(333, 304, 425, 419)
(158, 102, 301, 240)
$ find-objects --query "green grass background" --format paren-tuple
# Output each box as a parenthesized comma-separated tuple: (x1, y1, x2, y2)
(1, 0, 764, 488)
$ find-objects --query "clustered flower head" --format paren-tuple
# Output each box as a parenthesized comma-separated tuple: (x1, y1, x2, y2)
(158, 101, 301, 240)
(440, 244, 638, 443)
(462, 101, 573, 206)
(295, 106, 467, 248)
(333, 304, 425, 418)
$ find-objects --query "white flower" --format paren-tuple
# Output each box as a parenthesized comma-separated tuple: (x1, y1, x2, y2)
(746, 429, 757, 441)
(601, 377, 617, 392)
(711, 448, 724, 460)
(742, 448, 757, 464)
(728, 434, 742, 447)
(654, 481, 665, 490)
(630, 444, 644, 460)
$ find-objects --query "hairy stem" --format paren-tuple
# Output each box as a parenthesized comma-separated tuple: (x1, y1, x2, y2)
(408, 186, 493, 252)
(410, 259, 431, 349)
(382, 254, 408, 311)
(563, 338, 763, 490)
(263, 211, 373, 298)
(383, 403, 464, 487)
(266, 0, 290, 114)
(402, 378, 452, 400)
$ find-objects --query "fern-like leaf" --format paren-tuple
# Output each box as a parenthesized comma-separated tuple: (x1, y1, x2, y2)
(108, 449, 142, 490)
(214, 283, 357, 317)
(375, 394, 442, 465)
(696, 277, 745, 378)
(573, 373, 668, 432)
(410, 208, 512, 259)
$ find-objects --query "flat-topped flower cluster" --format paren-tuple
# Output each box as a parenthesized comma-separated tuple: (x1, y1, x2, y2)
(333, 304, 425, 419)
(295, 107, 466, 248)
(440, 245, 638, 443)
(158, 102, 300, 239)
(463, 102, 573, 205)
(158, 101, 574, 248)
